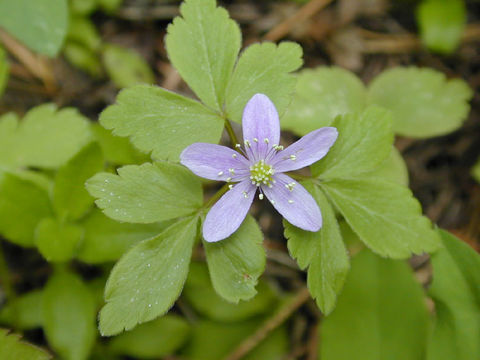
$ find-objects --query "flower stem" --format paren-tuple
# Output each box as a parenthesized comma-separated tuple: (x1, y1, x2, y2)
(224, 119, 239, 147)
(203, 183, 230, 209)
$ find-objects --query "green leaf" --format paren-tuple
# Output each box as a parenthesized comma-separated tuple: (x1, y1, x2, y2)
(70, 0, 97, 15)
(472, 158, 480, 184)
(77, 209, 172, 263)
(312, 106, 393, 179)
(67, 16, 101, 52)
(185, 320, 288, 360)
(320, 250, 429, 360)
(183, 262, 277, 322)
(99, 216, 198, 335)
(53, 142, 104, 221)
(0, 113, 20, 168)
(365, 147, 409, 186)
(99, 85, 224, 161)
(102, 44, 155, 88)
(225, 42, 303, 123)
(417, 0, 466, 54)
(427, 230, 480, 360)
(91, 124, 148, 165)
(108, 315, 190, 358)
(97, 0, 123, 13)
(165, 0, 241, 111)
(43, 269, 96, 360)
(321, 178, 440, 258)
(0, 329, 51, 360)
(63, 43, 102, 77)
(0, 0, 68, 56)
(0, 172, 52, 247)
(16, 104, 93, 169)
(0, 46, 9, 98)
(368, 67, 472, 138)
(0, 290, 44, 330)
(34, 218, 83, 262)
(86, 162, 202, 223)
(281, 67, 366, 135)
(285, 182, 349, 314)
(204, 215, 265, 302)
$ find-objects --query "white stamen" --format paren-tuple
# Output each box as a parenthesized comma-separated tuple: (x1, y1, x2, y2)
(285, 182, 296, 191)
(290, 155, 297, 161)
(235, 143, 241, 148)
(259, 193, 264, 200)
(253, 138, 258, 142)
(232, 153, 237, 159)
(288, 200, 294, 204)
(229, 168, 235, 175)
(271, 200, 275, 205)
(226, 177, 232, 182)
(217, 171, 224, 176)
(228, 184, 233, 190)
(264, 138, 269, 144)
(244, 140, 251, 147)
(242, 191, 248, 198)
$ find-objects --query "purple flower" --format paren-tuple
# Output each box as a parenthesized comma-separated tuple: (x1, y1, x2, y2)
(180, 94, 338, 242)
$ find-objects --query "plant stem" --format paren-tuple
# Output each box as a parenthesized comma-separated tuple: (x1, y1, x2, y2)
(224, 119, 239, 147)
(0, 242, 15, 301)
(203, 183, 230, 209)
(224, 287, 311, 360)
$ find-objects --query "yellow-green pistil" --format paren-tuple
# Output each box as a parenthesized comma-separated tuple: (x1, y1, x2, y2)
(250, 160, 275, 187)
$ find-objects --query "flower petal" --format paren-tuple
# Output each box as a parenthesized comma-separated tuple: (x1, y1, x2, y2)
(270, 127, 338, 172)
(203, 180, 257, 242)
(242, 94, 280, 160)
(262, 173, 321, 231)
(180, 143, 249, 182)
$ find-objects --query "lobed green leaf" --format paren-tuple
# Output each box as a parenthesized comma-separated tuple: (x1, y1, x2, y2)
(368, 67, 472, 138)
(0, 290, 44, 330)
(312, 106, 393, 180)
(321, 178, 440, 258)
(285, 182, 349, 314)
(427, 230, 480, 360)
(99, 216, 198, 335)
(225, 42, 303, 123)
(165, 0, 241, 111)
(99, 85, 224, 161)
(204, 215, 265, 303)
(281, 67, 366, 135)
(86, 161, 203, 223)
(0, 329, 51, 360)
(320, 250, 429, 360)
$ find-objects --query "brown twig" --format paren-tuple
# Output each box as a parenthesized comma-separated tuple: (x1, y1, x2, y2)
(263, 0, 334, 42)
(223, 287, 311, 360)
(0, 29, 56, 94)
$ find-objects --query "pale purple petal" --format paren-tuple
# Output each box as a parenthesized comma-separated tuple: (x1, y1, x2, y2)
(270, 127, 338, 172)
(262, 174, 321, 231)
(203, 180, 257, 242)
(180, 143, 249, 182)
(242, 94, 280, 160)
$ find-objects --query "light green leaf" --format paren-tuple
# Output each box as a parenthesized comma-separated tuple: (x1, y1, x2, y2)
(16, 104, 93, 169)
(91, 124, 148, 165)
(183, 262, 277, 322)
(108, 315, 190, 358)
(99, 85, 224, 161)
(427, 230, 480, 360)
(185, 320, 288, 360)
(63, 43, 102, 77)
(86, 162, 202, 223)
(365, 147, 409, 186)
(0, 47, 9, 98)
(70, 0, 97, 15)
(77, 209, 172, 263)
(0, 172, 52, 247)
(417, 0, 466, 54)
(0, 290, 44, 330)
(0, 0, 68, 56)
(320, 250, 429, 360)
(165, 0, 241, 111)
(321, 178, 440, 258)
(472, 158, 480, 184)
(285, 182, 349, 314)
(312, 106, 393, 179)
(99, 216, 198, 335)
(43, 270, 96, 360)
(225, 42, 303, 123)
(102, 44, 155, 88)
(0, 329, 51, 360)
(97, 0, 123, 13)
(368, 67, 472, 138)
(53, 142, 104, 221)
(67, 16, 101, 52)
(34, 218, 83, 262)
(282, 66, 366, 135)
(204, 215, 265, 303)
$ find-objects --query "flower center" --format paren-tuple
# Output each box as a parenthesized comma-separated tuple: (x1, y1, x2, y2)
(249, 160, 275, 187)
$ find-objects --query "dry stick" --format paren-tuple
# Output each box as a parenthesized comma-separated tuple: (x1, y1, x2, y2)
(0, 29, 56, 93)
(224, 287, 311, 360)
(263, 0, 334, 42)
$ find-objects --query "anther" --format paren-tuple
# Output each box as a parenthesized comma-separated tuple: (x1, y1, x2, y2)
(226, 177, 232, 182)
(235, 144, 241, 148)
(290, 155, 296, 161)
(264, 138, 269, 144)
(288, 200, 294, 204)
(253, 138, 258, 142)
(259, 193, 264, 200)
(228, 185, 233, 190)
(244, 140, 251, 147)
(229, 168, 235, 175)
(242, 191, 248, 198)
(232, 153, 237, 159)
(217, 171, 224, 176)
